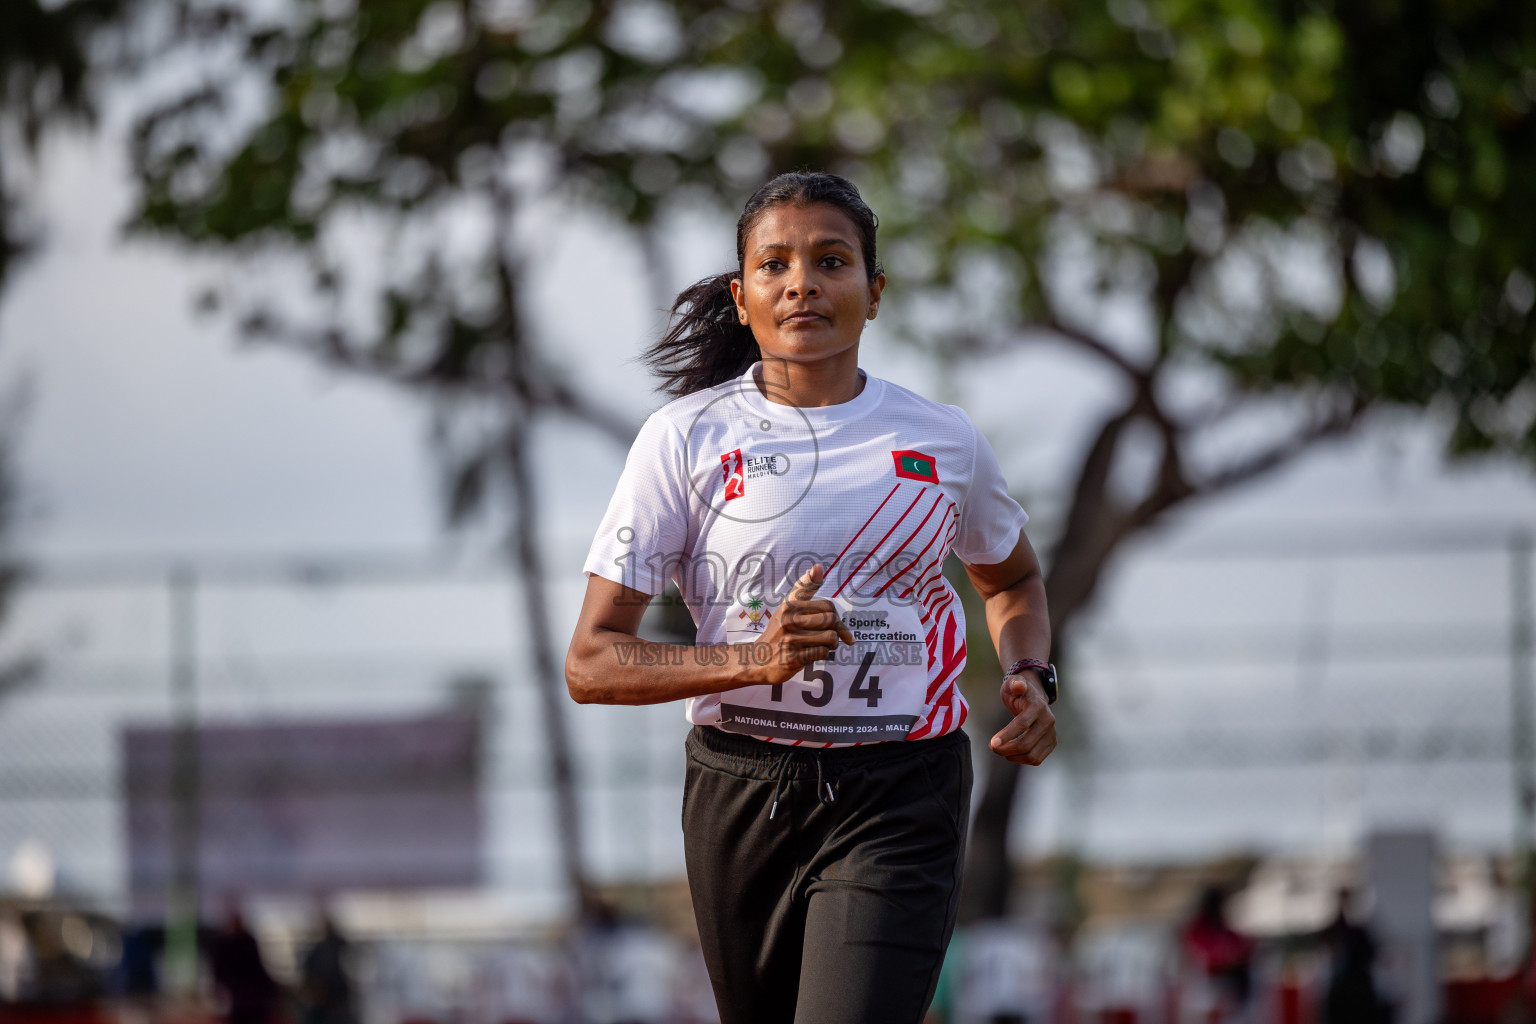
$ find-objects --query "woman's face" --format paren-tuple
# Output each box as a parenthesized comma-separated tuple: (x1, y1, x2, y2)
(729, 202, 885, 366)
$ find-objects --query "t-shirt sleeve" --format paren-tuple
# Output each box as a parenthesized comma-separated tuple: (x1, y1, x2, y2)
(582, 411, 692, 596)
(952, 416, 1029, 565)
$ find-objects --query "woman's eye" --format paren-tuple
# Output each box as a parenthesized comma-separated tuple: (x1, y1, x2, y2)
(821, 255, 847, 267)
(762, 259, 784, 271)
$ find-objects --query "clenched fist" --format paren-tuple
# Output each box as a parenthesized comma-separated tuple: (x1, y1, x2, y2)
(741, 563, 856, 686)
(989, 671, 1056, 765)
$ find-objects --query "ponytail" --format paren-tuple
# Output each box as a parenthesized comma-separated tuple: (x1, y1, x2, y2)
(643, 271, 760, 398)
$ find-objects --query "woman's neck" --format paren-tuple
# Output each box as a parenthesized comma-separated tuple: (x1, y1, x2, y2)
(754, 350, 864, 408)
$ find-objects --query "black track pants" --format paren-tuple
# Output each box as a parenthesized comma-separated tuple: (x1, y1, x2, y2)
(682, 724, 973, 1024)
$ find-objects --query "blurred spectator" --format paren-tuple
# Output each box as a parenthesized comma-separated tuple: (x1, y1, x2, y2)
(209, 908, 281, 1024)
(480, 941, 568, 1024)
(300, 916, 354, 1024)
(569, 898, 679, 1024)
(671, 939, 720, 1024)
(1322, 889, 1387, 1024)
(371, 941, 471, 1024)
(1180, 885, 1253, 1023)
(17, 911, 100, 1005)
(1076, 923, 1177, 1023)
(949, 921, 1058, 1024)
(116, 924, 162, 1024)
(117, 925, 161, 997)
(0, 910, 32, 1001)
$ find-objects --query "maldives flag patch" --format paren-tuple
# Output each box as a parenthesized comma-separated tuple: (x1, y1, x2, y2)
(892, 449, 939, 483)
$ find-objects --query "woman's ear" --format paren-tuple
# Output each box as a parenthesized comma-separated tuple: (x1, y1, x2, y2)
(729, 275, 749, 325)
(866, 272, 886, 320)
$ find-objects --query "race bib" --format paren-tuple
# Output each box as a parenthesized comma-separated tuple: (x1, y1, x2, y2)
(717, 592, 928, 743)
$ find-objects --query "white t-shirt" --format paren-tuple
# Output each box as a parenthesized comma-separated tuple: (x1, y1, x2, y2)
(582, 361, 1027, 746)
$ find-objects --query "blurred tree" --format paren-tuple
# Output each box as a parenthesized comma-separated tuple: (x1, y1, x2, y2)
(0, 0, 116, 699)
(121, 0, 1535, 919)
(0, 0, 129, 296)
(839, 0, 1536, 920)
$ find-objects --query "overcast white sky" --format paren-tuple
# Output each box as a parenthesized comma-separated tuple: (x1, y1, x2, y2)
(4, 115, 1536, 906)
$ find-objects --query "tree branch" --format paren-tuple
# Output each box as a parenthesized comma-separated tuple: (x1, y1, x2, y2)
(536, 374, 641, 447)
(1042, 316, 1154, 383)
(243, 312, 642, 446)
(1193, 394, 1366, 496)
(938, 317, 1155, 383)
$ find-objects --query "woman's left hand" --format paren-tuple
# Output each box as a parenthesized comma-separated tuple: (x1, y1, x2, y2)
(989, 671, 1056, 765)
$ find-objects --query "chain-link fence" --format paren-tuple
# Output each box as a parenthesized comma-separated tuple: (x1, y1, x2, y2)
(0, 525, 1530, 915)
(0, 553, 695, 920)
(1034, 524, 1534, 867)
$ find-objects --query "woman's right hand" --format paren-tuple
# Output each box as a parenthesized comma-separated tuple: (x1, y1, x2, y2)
(742, 563, 855, 685)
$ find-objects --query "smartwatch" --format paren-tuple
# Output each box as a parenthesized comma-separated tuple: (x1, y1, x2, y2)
(1005, 658, 1058, 705)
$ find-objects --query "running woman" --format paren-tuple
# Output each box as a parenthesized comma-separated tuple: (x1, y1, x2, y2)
(565, 172, 1056, 1024)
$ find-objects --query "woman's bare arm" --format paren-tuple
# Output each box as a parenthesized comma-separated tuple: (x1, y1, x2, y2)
(962, 529, 1056, 765)
(564, 565, 855, 705)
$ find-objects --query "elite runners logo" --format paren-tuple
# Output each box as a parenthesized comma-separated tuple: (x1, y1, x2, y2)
(891, 449, 939, 483)
(720, 448, 745, 500)
(686, 362, 820, 525)
(745, 454, 783, 479)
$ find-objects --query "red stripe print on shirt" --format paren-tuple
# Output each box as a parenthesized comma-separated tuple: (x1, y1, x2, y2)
(806, 482, 971, 744)
(896, 520, 959, 603)
(925, 585, 956, 618)
(926, 614, 963, 702)
(870, 502, 956, 599)
(915, 667, 968, 734)
(910, 675, 968, 739)
(909, 602, 969, 740)
(825, 483, 901, 577)
(853, 494, 952, 599)
(831, 487, 928, 599)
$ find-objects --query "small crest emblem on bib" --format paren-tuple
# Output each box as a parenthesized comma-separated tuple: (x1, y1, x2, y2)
(891, 449, 939, 483)
(737, 597, 772, 631)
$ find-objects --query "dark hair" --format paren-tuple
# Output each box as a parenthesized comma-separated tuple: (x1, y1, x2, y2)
(644, 172, 882, 397)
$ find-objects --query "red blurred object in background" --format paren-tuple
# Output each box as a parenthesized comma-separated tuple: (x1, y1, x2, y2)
(0, 1007, 113, 1024)
(1443, 975, 1522, 1024)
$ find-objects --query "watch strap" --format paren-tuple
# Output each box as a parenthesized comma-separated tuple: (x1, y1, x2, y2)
(1005, 658, 1058, 704)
